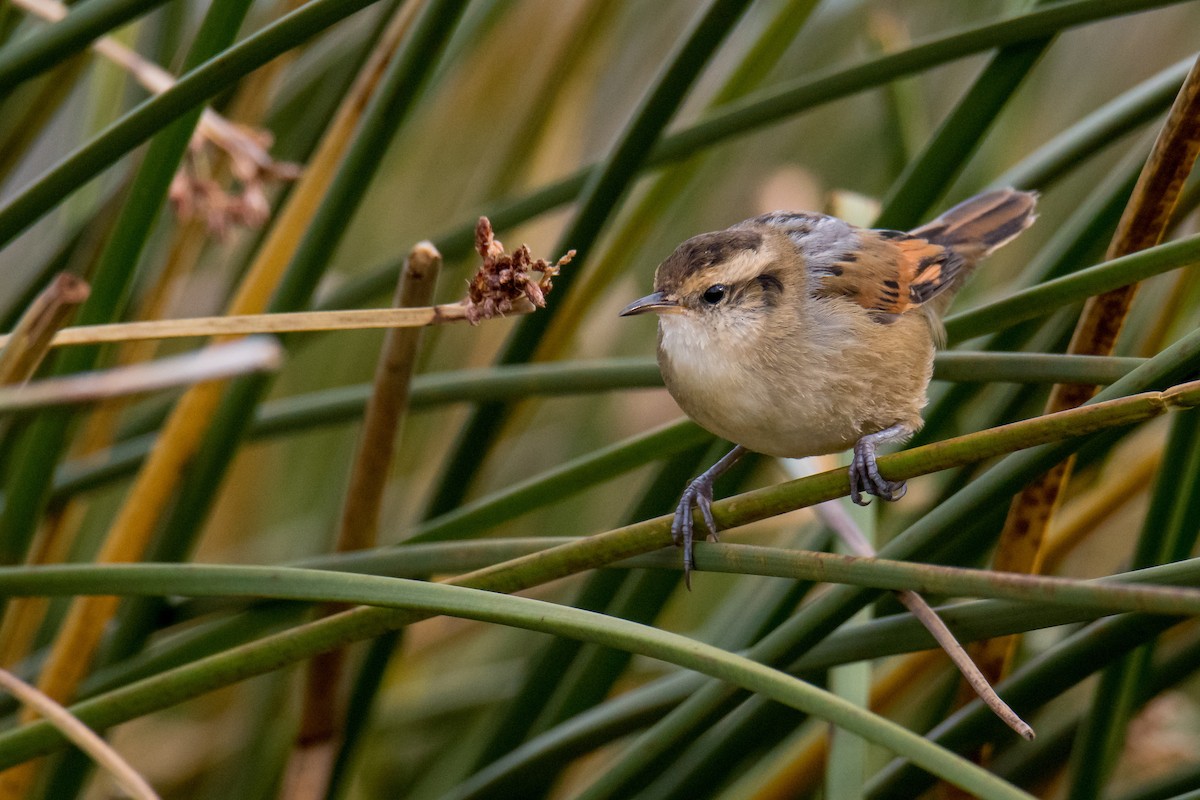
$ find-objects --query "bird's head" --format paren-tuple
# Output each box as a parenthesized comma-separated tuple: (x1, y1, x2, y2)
(620, 228, 786, 328)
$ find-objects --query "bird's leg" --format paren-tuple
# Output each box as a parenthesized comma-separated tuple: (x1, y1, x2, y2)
(672, 445, 747, 589)
(849, 424, 912, 505)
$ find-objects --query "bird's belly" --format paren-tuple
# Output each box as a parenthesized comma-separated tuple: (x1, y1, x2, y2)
(657, 312, 932, 459)
(662, 354, 869, 459)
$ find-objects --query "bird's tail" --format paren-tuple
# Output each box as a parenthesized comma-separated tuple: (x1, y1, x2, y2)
(910, 188, 1038, 262)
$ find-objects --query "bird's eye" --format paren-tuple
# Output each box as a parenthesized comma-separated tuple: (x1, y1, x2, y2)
(702, 284, 727, 304)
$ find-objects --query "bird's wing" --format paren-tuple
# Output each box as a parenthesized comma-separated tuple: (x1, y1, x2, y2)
(745, 211, 967, 317)
(810, 229, 966, 316)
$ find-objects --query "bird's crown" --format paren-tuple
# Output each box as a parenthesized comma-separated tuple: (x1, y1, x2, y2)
(652, 228, 767, 297)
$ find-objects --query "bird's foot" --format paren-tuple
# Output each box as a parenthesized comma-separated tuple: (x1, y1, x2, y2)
(672, 473, 719, 591)
(671, 446, 746, 590)
(849, 429, 909, 506)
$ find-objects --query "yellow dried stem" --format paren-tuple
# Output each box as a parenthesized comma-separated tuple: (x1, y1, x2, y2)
(26, 0, 427, 727)
(0, 221, 209, 671)
(0, 302, 505, 351)
(0, 508, 76, 668)
(0, 223, 566, 355)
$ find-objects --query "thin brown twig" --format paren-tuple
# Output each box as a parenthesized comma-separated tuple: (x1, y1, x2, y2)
(0, 219, 570, 353)
(810, 493, 1034, 740)
(9, 0, 175, 92)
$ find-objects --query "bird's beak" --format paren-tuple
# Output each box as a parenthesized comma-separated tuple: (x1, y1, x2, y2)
(620, 291, 680, 316)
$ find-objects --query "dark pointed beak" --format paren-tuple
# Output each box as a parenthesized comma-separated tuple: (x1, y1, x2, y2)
(620, 291, 679, 316)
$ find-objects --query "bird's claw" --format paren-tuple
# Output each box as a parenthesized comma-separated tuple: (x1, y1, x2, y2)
(672, 475, 719, 590)
(849, 438, 907, 506)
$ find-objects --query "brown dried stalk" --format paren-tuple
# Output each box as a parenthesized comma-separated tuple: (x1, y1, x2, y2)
(0, 273, 89, 385)
(974, 53, 1200, 689)
(284, 243, 443, 800)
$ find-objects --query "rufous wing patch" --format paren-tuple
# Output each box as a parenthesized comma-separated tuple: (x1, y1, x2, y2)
(813, 231, 965, 315)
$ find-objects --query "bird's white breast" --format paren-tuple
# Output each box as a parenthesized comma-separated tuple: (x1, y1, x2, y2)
(657, 307, 931, 459)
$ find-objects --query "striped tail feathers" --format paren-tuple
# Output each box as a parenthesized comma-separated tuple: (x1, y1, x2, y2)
(804, 188, 1037, 322)
(910, 188, 1038, 261)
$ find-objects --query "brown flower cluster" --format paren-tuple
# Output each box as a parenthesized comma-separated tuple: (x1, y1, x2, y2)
(464, 217, 575, 324)
(169, 117, 302, 237)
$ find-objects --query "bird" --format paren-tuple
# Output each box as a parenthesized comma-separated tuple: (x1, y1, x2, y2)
(620, 188, 1038, 587)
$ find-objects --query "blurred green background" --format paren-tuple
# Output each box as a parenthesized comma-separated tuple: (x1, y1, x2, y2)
(3, 1, 1200, 798)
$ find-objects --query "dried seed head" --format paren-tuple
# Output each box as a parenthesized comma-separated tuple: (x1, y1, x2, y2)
(464, 217, 574, 324)
(169, 117, 302, 237)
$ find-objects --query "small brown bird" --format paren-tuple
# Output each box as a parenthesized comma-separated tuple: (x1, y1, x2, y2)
(621, 188, 1037, 585)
